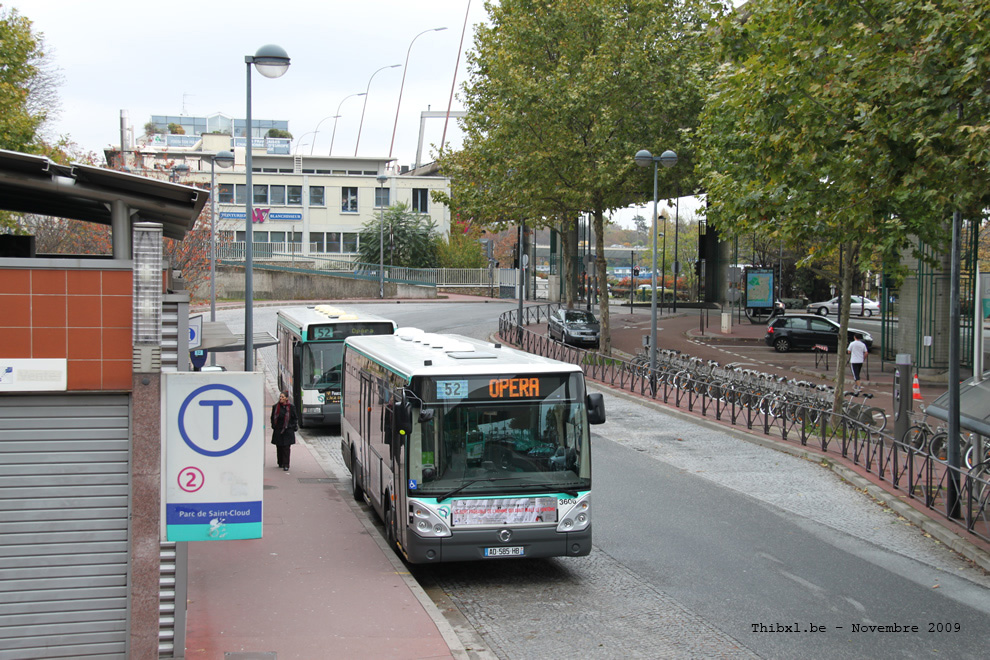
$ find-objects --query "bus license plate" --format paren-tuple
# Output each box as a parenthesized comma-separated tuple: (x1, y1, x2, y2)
(484, 546, 524, 557)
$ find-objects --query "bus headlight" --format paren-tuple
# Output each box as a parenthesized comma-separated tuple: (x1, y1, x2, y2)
(556, 494, 591, 533)
(409, 503, 451, 538)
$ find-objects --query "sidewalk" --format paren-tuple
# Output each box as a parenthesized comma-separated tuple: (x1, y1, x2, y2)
(182, 349, 462, 660)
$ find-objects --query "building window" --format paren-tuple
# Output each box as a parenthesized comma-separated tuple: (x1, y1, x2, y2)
(412, 188, 428, 213)
(287, 185, 303, 205)
(269, 231, 286, 243)
(342, 232, 358, 252)
(218, 183, 234, 204)
(236, 230, 265, 243)
(341, 187, 358, 213)
(311, 233, 324, 251)
(375, 187, 389, 208)
(325, 232, 342, 252)
(310, 186, 325, 207)
(269, 185, 286, 205)
(253, 185, 268, 205)
(235, 184, 246, 204)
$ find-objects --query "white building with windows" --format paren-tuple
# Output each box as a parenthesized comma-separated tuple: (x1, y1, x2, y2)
(107, 113, 451, 262)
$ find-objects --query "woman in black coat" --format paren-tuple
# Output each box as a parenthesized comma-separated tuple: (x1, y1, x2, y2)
(270, 390, 298, 472)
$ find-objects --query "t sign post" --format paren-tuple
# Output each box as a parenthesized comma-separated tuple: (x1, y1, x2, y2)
(163, 372, 265, 541)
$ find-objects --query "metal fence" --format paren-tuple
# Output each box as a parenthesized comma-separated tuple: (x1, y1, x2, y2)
(498, 303, 990, 545)
(216, 243, 518, 288)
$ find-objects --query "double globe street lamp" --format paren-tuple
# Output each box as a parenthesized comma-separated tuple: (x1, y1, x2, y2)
(244, 44, 290, 370)
(634, 148, 677, 385)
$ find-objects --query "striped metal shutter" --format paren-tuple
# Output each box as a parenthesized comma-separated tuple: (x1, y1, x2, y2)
(0, 394, 131, 659)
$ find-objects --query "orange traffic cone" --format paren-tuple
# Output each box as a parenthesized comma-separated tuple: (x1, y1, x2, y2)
(912, 374, 923, 401)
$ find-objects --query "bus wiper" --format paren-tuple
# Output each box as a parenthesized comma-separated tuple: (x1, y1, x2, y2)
(436, 476, 528, 503)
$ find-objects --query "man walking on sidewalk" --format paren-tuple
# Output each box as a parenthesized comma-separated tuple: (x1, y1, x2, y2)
(847, 333, 868, 392)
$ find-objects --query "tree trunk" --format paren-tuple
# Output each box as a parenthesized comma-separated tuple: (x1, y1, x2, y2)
(562, 219, 577, 308)
(832, 240, 860, 415)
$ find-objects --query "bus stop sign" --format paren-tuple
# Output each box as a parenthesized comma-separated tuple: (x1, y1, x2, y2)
(163, 372, 264, 541)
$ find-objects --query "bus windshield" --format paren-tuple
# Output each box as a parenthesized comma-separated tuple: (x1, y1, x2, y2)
(408, 373, 591, 497)
(301, 343, 344, 389)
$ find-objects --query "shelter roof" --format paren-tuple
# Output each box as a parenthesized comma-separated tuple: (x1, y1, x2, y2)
(0, 149, 208, 241)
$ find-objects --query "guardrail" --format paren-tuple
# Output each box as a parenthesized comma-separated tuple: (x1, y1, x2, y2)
(216, 244, 518, 288)
(498, 303, 990, 545)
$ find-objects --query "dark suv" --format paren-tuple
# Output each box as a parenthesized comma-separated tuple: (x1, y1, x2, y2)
(764, 314, 873, 353)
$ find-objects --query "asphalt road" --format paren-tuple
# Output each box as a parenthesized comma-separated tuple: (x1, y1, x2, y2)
(222, 301, 990, 659)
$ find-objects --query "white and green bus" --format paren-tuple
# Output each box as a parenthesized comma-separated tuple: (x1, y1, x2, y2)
(276, 305, 396, 427)
(341, 328, 605, 563)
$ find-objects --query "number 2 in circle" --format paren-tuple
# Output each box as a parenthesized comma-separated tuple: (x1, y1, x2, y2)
(178, 466, 205, 493)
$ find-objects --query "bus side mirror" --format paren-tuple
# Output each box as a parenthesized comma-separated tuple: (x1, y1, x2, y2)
(587, 393, 606, 425)
(395, 397, 413, 435)
(418, 408, 434, 423)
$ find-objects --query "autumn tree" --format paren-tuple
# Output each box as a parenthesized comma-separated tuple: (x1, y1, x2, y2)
(435, 219, 487, 268)
(438, 0, 723, 352)
(695, 0, 990, 407)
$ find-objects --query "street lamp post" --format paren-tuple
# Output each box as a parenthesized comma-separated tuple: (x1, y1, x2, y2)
(388, 27, 448, 159)
(634, 149, 677, 384)
(328, 92, 366, 156)
(309, 114, 338, 155)
(293, 131, 318, 155)
(244, 44, 291, 371)
(209, 150, 235, 365)
(672, 192, 680, 313)
(355, 64, 401, 156)
(377, 174, 388, 298)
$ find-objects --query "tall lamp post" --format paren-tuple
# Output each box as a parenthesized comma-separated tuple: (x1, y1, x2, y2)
(672, 191, 680, 313)
(309, 114, 338, 155)
(355, 64, 401, 156)
(209, 150, 235, 364)
(244, 44, 291, 371)
(634, 148, 677, 382)
(377, 174, 388, 298)
(328, 92, 366, 156)
(388, 27, 448, 159)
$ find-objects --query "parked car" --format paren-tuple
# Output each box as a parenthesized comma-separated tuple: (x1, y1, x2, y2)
(806, 295, 881, 317)
(548, 308, 601, 348)
(764, 314, 874, 353)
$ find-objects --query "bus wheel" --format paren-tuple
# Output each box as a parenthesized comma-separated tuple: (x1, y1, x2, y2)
(350, 452, 363, 502)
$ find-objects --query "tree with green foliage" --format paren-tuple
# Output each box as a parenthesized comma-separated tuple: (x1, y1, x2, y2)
(358, 202, 439, 269)
(438, 0, 723, 352)
(695, 0, 990, 407)
(0, 5, 55, 153)
(266, 128, 292, 139)
(1, 5, 62, 231)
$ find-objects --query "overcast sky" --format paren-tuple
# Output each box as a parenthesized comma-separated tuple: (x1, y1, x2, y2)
(12, 0, 702, 229)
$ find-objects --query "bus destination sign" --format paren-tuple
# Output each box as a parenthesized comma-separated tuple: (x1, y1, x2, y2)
(308, 322, 394, 341)
(432, 375, 571, 402)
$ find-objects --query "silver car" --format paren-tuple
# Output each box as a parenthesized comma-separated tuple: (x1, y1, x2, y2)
(548, 308, 601, 348)
(807, 295, 881, 317)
